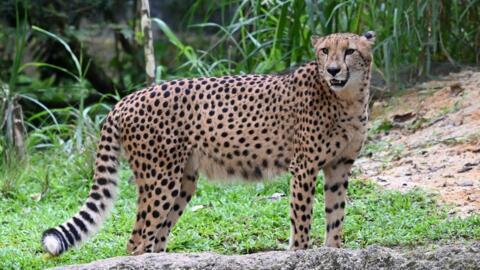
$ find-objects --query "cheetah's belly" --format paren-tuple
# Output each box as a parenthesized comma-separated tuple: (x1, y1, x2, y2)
(192, 139, 293, 182)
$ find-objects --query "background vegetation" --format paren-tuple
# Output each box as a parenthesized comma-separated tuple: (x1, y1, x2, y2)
(0, 0, 479, 269)
(1, 0, 479, 159)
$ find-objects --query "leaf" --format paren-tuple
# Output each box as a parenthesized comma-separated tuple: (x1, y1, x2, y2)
(30, 192, 42, 202)
(190, 205, 205, 212)
(267, 192, 285, 201)
(32, 26, 83, 79)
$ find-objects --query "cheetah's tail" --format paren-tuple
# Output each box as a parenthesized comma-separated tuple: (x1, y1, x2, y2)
(41, 111, 122, 256)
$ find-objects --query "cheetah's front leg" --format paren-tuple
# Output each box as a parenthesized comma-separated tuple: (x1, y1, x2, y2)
(288, 161, 319, 250)
(322, 160, 353, 247)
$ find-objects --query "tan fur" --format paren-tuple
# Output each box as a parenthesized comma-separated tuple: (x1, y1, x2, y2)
(42, 32, 375, 255)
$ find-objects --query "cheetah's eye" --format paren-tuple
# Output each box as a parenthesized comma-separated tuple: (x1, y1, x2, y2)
(345, 49, 355, 55)
(321, 48, 329, 54)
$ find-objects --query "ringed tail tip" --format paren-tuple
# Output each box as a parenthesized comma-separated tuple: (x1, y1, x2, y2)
(42, 228, 67, 256)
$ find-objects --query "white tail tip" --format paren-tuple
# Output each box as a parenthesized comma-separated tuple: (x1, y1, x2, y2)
(42, 233, 63, 255)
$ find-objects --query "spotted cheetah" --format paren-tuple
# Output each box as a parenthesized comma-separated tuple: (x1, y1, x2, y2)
(42, 31, 375, 255)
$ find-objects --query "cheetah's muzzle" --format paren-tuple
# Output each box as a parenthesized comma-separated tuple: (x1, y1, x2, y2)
(330, 79, 347, 87)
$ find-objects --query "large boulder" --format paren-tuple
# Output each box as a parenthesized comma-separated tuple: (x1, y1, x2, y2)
(53, 242, 480, 270)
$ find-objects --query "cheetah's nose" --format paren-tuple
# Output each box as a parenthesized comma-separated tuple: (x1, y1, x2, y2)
(327, 67, 341, 76)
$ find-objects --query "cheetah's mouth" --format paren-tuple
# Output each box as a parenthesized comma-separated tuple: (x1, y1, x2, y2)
(330, 79, 347, 87)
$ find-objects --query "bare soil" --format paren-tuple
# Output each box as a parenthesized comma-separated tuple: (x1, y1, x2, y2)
(356, 69, 480, 217)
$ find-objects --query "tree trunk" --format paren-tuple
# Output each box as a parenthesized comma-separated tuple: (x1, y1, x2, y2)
(12, 96, 26, 159)
(1, 93, 26, 160)
(138, 0, 156, 85)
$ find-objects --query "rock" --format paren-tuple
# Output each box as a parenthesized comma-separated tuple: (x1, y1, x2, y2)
(457, 180, 474, 187)
(51, 243, 480, 270)
(392, 111, 416, 123)
(449, 82, 464, 96)
(464, 161, 479, 167)
(376, 177, 387, 182)
(457, 167, 473, 173)
(468, 194, 480, 202)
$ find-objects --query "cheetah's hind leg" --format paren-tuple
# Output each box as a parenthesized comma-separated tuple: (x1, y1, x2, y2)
(154, 155, 199, 252)
(126, 155, 187, 255)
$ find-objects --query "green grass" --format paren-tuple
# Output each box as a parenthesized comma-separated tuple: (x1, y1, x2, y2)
(1, 148, 479, 269)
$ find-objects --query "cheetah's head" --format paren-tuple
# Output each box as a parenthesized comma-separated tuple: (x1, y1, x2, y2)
(311, 31, 375, 92)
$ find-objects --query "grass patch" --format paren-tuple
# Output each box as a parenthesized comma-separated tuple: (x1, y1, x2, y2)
(1, 148, 479, 269)
(368, 118, 394, 137)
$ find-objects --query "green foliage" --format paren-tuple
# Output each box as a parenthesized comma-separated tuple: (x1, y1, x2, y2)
(153, 18, 211, 78)
(26, 25, 118, 153)
(165, 0, 316, 76)
(156, 0, 480, 87)
(368, 118, 394, 136)
(1, 0, 30, 161)
(1, 147, 479, 269)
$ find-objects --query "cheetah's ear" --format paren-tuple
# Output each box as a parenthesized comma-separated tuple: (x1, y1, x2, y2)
(311, 35, 322, 47)
(361, 31, 376, 46)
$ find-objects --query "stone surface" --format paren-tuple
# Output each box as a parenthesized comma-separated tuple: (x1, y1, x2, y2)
(52, 242, 480, 270)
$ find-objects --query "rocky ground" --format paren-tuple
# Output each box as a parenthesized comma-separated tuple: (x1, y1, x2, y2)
(53, 242, 480, 270)
(357, 69, 480, 217)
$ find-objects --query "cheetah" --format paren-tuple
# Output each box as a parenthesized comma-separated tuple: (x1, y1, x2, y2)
(42, 31, 375, 255)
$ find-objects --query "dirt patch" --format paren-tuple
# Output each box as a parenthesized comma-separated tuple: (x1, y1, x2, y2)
(357, 69, 480, 217)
